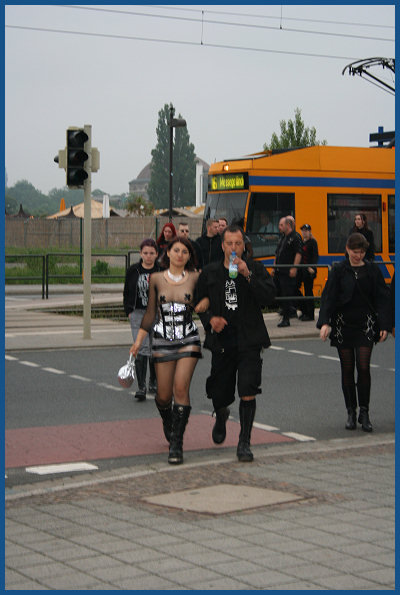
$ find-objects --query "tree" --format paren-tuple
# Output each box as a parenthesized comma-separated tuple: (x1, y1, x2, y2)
(264, 108, 327, 151)
(125, 194, 154, 216)
(148, 103, 197, 209)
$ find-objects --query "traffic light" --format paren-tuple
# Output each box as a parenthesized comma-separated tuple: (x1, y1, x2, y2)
(66, 128, 88, 188)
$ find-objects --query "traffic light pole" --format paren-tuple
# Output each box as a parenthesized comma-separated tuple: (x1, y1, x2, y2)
(83, 124, 92, 340)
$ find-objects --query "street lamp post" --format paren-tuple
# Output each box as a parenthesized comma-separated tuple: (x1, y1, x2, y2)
(169, 106, 186, 222)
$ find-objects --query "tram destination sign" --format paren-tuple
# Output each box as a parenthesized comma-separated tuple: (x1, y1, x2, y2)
(209, 172, 249, 191)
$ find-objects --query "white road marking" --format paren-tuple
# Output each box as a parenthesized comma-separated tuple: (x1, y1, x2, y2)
(282, 432, 316, 442)
(19, 361, 40, 367)
(5, 355, 18, 361)
(6, 328, 131, 338)
(270, 345, 285, 350)
(41, 367, 66, 375)
(70, 374, 92, 382)
(253, 422, 279, 431)
(26, 462, 98, 475)
(97, 382, 124, 392)
(318, 355, 340, 361)
(288, 349, 313, 356)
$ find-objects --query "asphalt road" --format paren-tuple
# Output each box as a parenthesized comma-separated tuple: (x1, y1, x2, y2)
(5, 337, 395, 486)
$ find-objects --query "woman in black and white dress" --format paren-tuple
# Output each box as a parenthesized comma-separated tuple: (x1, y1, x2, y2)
(317, 233, 390, 432)
(130, 236, 208, 465)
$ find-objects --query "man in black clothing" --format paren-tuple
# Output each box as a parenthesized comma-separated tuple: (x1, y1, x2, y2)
(177, 222, 203, 270)
(195, 225, 276, 462)
(272, 216, 303, 327)
(299, 224, 319, 321)
(195, 218, 223, 267)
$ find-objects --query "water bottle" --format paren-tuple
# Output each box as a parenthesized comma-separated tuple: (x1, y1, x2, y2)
(229, 251, 238, 279)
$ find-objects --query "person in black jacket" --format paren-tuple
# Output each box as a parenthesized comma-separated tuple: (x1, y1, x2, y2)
(195, 218, 223, 267)
(123, 238, 161, 400)
(317, 233, 390, 432)
(350, 213, 375, 261)
(299, 223, 319, 321)
(195, 224, 276, 462)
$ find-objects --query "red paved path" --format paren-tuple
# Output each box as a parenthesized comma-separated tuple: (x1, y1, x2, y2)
(5, 415, 295, 469)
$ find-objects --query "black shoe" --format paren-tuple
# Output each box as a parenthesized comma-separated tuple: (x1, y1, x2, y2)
(277, 319, 290, 327)
(358, 407, 373, 432)
(148, 383, 157, 394)
(345, 409, 357, 430)
(237, 399, 256, 463)
(212, 407, 230, 444)
(134, 389, 146, 401)
(168, 405, 191, 465)
(299, 314, 314, 322)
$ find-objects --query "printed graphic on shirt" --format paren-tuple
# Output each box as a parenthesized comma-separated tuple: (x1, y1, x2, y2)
(137, 273, 150, 306)
(225, 279, 238, 310)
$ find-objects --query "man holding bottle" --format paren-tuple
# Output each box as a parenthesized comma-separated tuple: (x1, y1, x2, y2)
(195, 224, 276, 462)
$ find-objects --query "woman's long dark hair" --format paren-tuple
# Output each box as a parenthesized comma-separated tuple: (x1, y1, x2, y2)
(352, 213, 369, 231)
(159, 236, 197, 271)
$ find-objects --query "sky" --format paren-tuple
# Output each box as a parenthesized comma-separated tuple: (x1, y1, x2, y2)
(4, 4, 395, 197)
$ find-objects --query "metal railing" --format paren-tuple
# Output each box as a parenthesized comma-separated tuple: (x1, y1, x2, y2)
(5, 254, 46, 299)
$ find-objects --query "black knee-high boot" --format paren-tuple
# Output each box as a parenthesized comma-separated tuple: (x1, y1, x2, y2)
(342, 386, 357, 430)
(134, 355, 147, 401)
(148, 359, 157, 394)
(168, 404, 191, 465)
(237, 399, 256, 462)
(155, 398, 172, 443)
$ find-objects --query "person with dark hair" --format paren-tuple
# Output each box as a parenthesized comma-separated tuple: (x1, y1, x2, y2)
(350, 213, 375, 261)
(156, 222, 176, 264)
(217, 217, 228, 235)
(195, 218, 223, 266)
(195, 224, 276, 462)
(130, 236, 208, 465)
(177, 221, 203, 270)
(123, 238, 160, 400)
(317, 232, 390, 432)
(299, 224, 319, 321)
(272, 216, 303, 327)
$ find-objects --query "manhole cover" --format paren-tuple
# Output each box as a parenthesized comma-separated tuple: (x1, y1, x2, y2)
(143, 483, 303, 514)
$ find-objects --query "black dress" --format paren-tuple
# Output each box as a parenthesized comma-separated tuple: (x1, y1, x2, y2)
(330, 266, 377, 347)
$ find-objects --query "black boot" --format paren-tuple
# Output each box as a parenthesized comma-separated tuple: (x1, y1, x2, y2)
(237, 399, 256, 462)
(358, 407, 373, 432)
(212, 407, 230, 444)
(168, 404, 191, 465)
(148, 359, 157, 394)
(346, 409, 357, 430)
(134, 355, 147, 401)
(343, 387, 357, 430)
(155, 398, 172, 443)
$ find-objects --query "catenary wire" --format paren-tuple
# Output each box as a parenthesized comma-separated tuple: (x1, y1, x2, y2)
(145, 4, 395, 30)
(5, 24, 363, 61)
(56, 5, 394, 42)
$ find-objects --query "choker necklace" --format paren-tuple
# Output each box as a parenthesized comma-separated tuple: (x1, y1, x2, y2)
(167, 269, 186, 282)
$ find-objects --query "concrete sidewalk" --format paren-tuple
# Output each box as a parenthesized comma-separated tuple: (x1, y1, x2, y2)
(5, 284, 320, 351)
(5, 285, 395, 590)
(5, 434, 395, 590)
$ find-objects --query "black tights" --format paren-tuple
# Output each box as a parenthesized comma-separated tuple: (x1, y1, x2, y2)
(337, 346, 373, 409)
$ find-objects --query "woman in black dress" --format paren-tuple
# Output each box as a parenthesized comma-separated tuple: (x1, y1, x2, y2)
(317, 233, 390, 432)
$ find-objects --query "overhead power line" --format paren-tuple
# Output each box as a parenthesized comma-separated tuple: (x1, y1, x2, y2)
(146, 4, 395, 30)
(56, 5, 394, 43)
(5, 24, 362, 61)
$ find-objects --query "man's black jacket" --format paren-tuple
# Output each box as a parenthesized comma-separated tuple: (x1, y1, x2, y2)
(194, 258, 276, 352)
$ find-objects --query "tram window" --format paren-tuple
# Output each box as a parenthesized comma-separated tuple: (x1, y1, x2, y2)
(246, 192, 295, 257)
(388, 195, 395, 253)
(203, 192, 247, 229)
(327, 194, 382, 254)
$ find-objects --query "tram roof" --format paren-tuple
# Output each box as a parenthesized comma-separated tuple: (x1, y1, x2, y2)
(213, 145, 394, 176)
